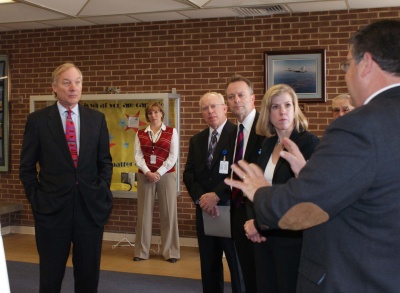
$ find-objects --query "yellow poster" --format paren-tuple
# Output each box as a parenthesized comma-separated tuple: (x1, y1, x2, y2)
(82, 99, 167, 191)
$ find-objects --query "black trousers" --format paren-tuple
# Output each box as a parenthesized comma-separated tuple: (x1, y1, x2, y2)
(196, 206, 244, 293)
(231, 203, 257, 293)
(34, 188, 104, 293)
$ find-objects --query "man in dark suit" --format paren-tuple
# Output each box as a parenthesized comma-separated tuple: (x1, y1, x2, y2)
(19, 63, 113, 293)
(183, 92, 243, 293)
(226, 75, 264, 293)
(227, 19, 400, 293)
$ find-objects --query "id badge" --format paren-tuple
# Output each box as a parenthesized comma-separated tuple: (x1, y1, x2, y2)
(150, 155, 156, 164)
(219, 160, 229, 174)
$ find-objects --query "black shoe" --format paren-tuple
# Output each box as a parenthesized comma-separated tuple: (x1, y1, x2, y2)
(166, 258, 178, 263)
(133, 257, 145, 261)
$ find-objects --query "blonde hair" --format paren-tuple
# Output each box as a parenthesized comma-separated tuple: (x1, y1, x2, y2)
(256, 84, 308, 137)
(51, 63, 82, 97)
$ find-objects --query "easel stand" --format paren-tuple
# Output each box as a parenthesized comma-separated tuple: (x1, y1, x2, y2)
(112, 238, 135, 249)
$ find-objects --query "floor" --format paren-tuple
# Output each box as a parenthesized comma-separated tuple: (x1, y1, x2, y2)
(2, 234, 231, 281)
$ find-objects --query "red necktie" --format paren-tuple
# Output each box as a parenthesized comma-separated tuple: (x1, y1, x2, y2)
(66, 110, 78, 168)
(232, 124, 244, 207)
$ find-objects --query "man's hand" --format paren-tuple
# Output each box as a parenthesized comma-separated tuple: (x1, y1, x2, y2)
(224, 160, 269, 201)
(199, 192, 220, 216)
(244, 219, 267, 243)
(280, 137, 307, 178)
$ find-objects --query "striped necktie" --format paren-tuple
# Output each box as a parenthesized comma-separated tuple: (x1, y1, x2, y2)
(232, 124, 244, 207)
(207, 130, 218, 169)
(66, 110, 78, 168)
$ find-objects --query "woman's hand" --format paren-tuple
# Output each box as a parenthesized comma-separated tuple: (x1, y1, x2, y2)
(145, 171, 160, 183)
(244, 219, 267, 243)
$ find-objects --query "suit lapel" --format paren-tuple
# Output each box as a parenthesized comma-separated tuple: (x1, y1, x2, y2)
(47, 103, 73, 164)
(275, 130, 301, 174)
(199, 129, 210, 167)
(210, 122, 232, 170)
(244, 112, 260, 161)
(78, 105, 90, 160)
(258, 136, 277, 170)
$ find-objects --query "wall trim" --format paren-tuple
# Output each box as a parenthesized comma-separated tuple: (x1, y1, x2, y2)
(1, 226, 199, 248)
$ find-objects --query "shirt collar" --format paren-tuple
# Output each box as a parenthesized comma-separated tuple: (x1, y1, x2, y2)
(238, 108, 256, 132)
(144, 123, 166, 133)
(364, 83, 400, 105)
(57, 102, 79, 116)
(209, 119, 227, 136)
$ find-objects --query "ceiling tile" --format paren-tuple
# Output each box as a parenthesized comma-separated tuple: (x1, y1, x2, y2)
(23, 0, 88, 16)
(82, 15, 140, 25)
(41, 18, 96, 27)
(288, 1, 347, 12)
(205, 0, 313, 7)
(0, 22, 55, 30)
(181, 7, 238, 18)
(348, 0, 400, 9)
(79, 0, 192, 16)
(0, 3, 66, 23)
(131, 12, 190, 22)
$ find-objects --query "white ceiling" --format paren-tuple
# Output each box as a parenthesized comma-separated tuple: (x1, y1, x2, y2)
(0, 0, 399, 32)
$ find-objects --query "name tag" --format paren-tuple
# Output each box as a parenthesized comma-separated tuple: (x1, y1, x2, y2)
(219, 161, 229, 174)
(150, 155, 156, 164)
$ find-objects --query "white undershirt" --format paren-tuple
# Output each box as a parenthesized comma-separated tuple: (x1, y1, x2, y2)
(264, 155, 275, 185)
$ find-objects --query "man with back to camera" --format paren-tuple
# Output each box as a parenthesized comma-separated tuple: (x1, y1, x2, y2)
(331, 93, 354, 119)
(226, 74, 264, 293)
(19, 63, 113, 293)
(226, 19, 400, 292)
(184, 92, 244, 293)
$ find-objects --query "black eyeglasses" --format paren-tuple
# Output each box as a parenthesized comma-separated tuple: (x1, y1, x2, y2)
(340, 58, 354, 72)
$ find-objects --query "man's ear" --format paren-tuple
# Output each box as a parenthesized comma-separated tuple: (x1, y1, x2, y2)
(360, 52, 374, 78)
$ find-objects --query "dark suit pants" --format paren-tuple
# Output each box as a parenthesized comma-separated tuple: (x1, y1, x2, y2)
(34, 188, 104, 293)
(254, 236, 302, 293)
(196, 207, 244, 293)
(231, 203, 257, 293)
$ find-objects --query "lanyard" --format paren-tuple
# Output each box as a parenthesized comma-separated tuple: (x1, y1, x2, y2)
(149, 130, 162, 154)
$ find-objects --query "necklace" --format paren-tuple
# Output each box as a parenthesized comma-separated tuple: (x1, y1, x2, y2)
(277, 138, 281, 146)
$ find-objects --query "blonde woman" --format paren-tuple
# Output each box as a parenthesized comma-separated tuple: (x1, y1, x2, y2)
(245, 84, 319, 293)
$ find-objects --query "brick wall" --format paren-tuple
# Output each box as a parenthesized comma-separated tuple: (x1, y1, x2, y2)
(1, 7, 399, 239)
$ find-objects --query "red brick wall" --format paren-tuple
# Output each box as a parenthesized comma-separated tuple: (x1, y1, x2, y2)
(1, 7, 399, 238)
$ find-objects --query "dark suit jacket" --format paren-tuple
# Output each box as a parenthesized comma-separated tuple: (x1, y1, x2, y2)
(253, 86, 400, 292)
(19, 103, 113, 228)
(255, 129, 319, 237)
(237, 112, 265, 217)
(183, 120, 236, 205)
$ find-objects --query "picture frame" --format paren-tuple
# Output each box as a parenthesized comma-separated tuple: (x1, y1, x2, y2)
(0, 55, 9, 172)
(264, 49, 326, 102)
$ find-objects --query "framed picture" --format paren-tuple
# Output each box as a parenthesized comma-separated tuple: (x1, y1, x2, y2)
(264, 49, 326, 102)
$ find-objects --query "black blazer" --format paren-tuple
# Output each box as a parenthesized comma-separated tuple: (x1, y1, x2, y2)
(236, 112, 264, 217)
(19, 103, 113, 228)
(255, 129, 320, 236)
(183, 120, 236, 204)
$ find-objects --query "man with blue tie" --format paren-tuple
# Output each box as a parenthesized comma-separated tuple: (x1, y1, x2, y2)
(19, 63, 113, 293)
(184, 92, 243, 293)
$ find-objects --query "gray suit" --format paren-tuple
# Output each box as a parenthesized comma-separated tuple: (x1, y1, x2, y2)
(253, 86, 400, 293)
